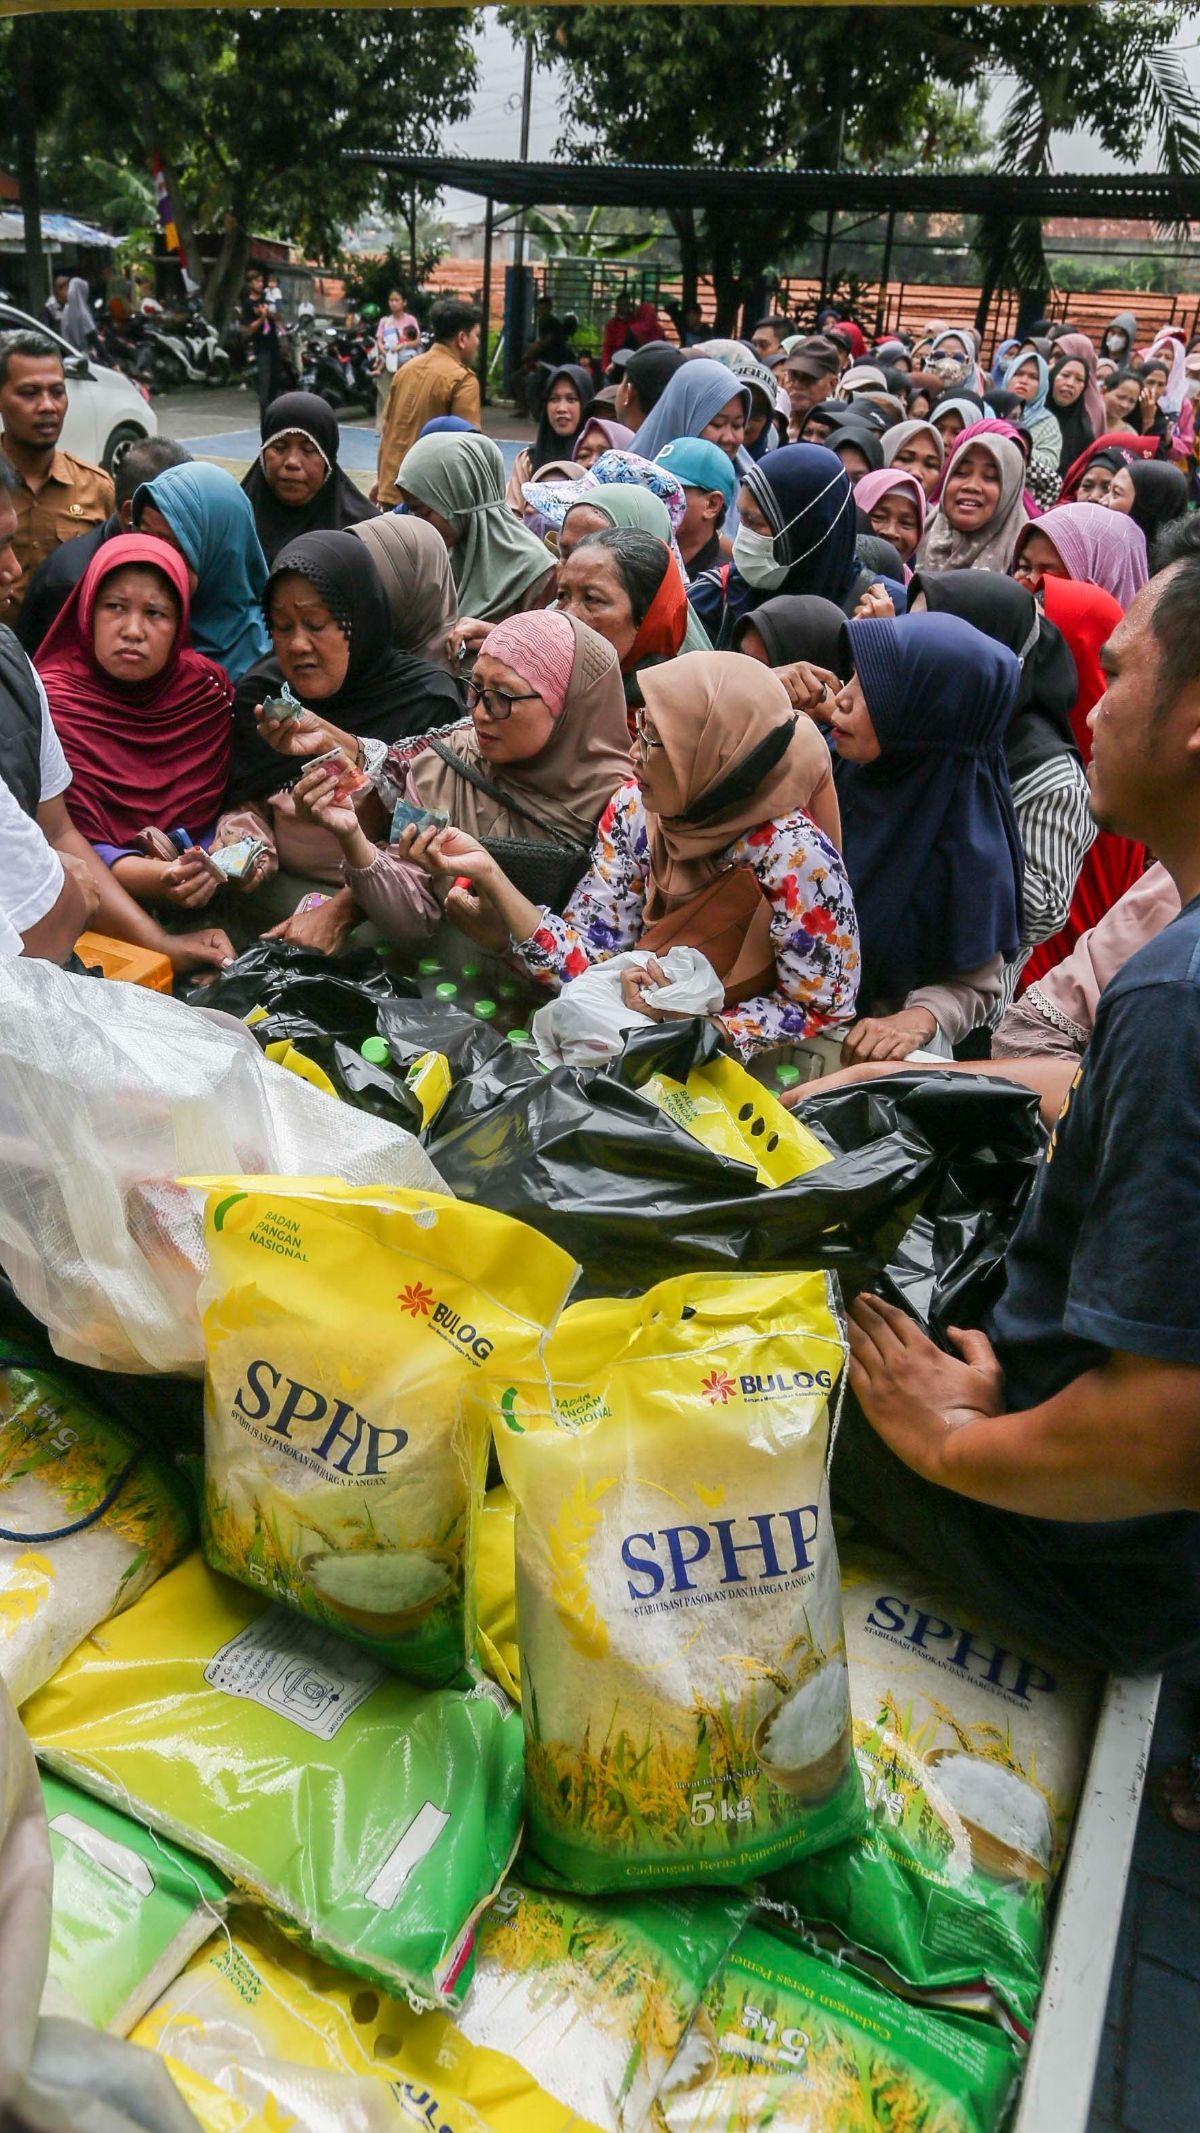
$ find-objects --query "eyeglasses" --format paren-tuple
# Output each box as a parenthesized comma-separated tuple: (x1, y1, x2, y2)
(465, 679, 542, 722)
(633, 709, 662, 749)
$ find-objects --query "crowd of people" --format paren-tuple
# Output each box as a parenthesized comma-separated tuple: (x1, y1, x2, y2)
(4, 289, 1200, 1724)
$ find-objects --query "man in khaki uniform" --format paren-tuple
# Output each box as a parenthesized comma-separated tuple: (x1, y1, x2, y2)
(0, 331, 115, 622)
(375, 298, 482, 507)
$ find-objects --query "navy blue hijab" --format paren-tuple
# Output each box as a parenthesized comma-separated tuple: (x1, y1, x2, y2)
(720, 445, 862, 644)
(836, 612, 1025, 1008)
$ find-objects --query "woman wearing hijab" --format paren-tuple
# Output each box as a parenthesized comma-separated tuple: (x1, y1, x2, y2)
(1020, 576, 1146, 991)
(394, 431, 557, 630)
(134, 461, 270, 684)
(556, 526, 711, 715)
(1059, 429, 1161, 502)
(226, 529, 464, 927)
(689, 443, 866, 643)
(829, 425, 884, 485)
(574, 416, 635, 469)
(615, 343, 688, 433)
(830, 612, 1024, 1061)
(930, 392, 986, 451)
(917, 433, 1029, 576)
(1001, 347, 1063, 505)
(627, 359, 751, 464)
(60, 277, 97, 355)
(505, 363, 594, 509)
(1103, 311, 1139, 366)
(401, 650, 859, 1058)
(1012, 500, 1148, 609)
(347, 514, 458, 668)
(925, 330, 982, 394)
(291, 609, 633, 947)
(523, 453, 707, 644)
(242, 392, 378, 566)
(852, 468, 925, 566)
(1053, 332, 1108, 439)
(1047, 353, 1096, 477)
(35, 534, 241, 913)
(1105, 457, 1189, 549)
(905, 570, 1092, 1012)
(881, 419, 944, 497)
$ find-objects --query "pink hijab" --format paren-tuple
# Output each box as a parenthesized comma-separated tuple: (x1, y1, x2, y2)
(931, 418, 1040, 519)
(1024, 501, 1149, 609)
(854, 468, 926, 574)
(1054, 332, 1107, 439)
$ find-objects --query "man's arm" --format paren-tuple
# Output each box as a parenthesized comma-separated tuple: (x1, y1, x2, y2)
(848, 1295, 1200, 1523)
(20, 852, 95, 963)
(452, 369, 482, 428)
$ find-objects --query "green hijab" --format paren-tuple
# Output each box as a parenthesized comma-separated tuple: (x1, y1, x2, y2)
(566, 485, 712, 652)
(395, 432, 553, 622)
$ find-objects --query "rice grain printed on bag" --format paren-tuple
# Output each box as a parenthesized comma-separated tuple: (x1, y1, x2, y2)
(23, 1553, 525, 2008)
(768, 1544, 1099, 2035)
(0, 1339, 192, 1707)
(40, 1770, 226, 2035)
(194, 1177, 577, 1688)
(651, 1922, 1018, 2133)
(497, 1272, 862, 1891)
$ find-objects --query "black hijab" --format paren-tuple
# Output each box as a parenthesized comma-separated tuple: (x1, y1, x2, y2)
(733, 593, 849, 671)
(624, 342, 687, 414)
(227, 529, 464, 807)
(829, 425, 885, 475)
(1048, 359, 1095, 476)
(1126, 460, 1189, 548)
(530, 363, 593, 474)
(241, 393, 379, 566)
(907, 568, 1079, 786)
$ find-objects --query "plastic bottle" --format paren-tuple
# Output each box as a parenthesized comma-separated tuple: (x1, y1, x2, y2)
(507, 1028, 536, 1049)
(361, 1036, 391, 1068)
(475, 999, 498, 1022)
(435, 981, 458, 1003)
(774, 1064, 801, 1093)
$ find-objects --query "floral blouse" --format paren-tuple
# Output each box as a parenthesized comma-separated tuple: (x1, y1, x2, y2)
(511, 779, 861, 1058)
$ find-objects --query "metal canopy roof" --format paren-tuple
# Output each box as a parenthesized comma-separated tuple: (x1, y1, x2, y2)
(347, 152, 1200, 223)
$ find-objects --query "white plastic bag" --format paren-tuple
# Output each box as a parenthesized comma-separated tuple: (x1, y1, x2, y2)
(0, 959, 447, 1375)
(531, 948, 724, 1068)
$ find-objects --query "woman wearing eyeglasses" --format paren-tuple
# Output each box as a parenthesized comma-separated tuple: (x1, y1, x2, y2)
(283, 607, 632, 950)
(395, 649, 860, 1059)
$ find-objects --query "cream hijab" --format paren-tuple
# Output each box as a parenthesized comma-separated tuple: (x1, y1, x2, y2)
(410, 612, 630, 845)
(916, 433, 1030, 574)
(348, 514, 458, 667)
(637, 652, 837, 918)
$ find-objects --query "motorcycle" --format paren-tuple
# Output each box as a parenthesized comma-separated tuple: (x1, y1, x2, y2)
(299, 324, 375, 415)
(134, 296, 231, 393)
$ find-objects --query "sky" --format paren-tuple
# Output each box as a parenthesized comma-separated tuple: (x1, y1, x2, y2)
(433, 10, 1200, 221)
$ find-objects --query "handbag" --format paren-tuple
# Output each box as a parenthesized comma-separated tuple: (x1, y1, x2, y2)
(639, 865, 777, 1008)
(427, 738, 593, 911)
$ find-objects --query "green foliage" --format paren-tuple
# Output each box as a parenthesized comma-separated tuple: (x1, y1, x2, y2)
(342, 246, 443, 322)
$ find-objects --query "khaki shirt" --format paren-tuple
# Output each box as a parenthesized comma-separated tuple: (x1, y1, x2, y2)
(376, 344, 482, 505)
(2, 444, 115, 618)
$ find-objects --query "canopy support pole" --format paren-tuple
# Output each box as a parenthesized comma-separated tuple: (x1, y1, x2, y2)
(875, 207, 897, 338)
(479, 194, 494, 407)
(818, 209, 835, 311)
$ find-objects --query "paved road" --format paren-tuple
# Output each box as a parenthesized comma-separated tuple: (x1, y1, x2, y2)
(153, 384, 527, 482)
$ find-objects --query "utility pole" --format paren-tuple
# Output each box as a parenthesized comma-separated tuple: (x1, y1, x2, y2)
(12, 20, 46, 312)
(505, 32, 535, 393)
(511, 33, 534, 281)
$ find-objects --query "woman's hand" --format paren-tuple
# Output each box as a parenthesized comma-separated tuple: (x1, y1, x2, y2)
(444, 618, 492, 665)
(291, 759, 360, 839)
(264, 887, 357, 957)
(773, 662, 842, 718)
(254, 700, 357, 763)
(162, 850, 222, 911)
(618, 957, 681, 1021)
(853, 584, 896, 621)
(781, 1059, 894, 1106)
(444, 878, 511, 953)
(165, 926, 236, 976)
(840, 1008, 938, 1064)
(397, 823, 498, 886)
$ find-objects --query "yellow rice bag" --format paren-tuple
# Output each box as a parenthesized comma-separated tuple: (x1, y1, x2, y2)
(192, 1177, 577, 1686)
(495, 1271, 863, 1891)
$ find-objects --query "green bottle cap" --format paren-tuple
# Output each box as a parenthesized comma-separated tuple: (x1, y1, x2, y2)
(435, 981, 458, 1000)
(507, 1028, 536, 1048)
(361, 1036, 390, 1067)
(775, 1064, 801, 1089)
(460, 963, 481, 983)
(475, 999, 498, 1021)
(417, 957, 442, 977)
(498, 980, 520, 1000)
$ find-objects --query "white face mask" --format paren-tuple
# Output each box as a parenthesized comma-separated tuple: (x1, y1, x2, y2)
(732, 525, 789, 590)
(1105, 333, 1126, 354)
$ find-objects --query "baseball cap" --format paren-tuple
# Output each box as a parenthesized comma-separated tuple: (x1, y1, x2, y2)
(654, 437, 738, 509)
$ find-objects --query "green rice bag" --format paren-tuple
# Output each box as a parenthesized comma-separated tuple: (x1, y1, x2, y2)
(653, 1921, 1019, 2133)
(767, 1543, 1099, 2036)
(24, 1552, 524, 2009)
(41, 1770, 226, 2034)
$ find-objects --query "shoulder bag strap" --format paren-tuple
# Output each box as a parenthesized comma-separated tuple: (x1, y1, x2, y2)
(427, 737, 577, 847)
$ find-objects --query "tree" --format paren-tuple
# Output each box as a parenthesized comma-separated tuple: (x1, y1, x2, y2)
(20, 10, 479, 324)
(508, 5, 1200, 332)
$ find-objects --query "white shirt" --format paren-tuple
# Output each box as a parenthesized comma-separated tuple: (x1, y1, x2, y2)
(0, 662, 73, 951)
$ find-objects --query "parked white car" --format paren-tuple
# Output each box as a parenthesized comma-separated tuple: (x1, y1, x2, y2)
(0, 302, 158, 472)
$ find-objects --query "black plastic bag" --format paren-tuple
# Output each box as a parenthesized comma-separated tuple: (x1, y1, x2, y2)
(185, 940, 416, 1042)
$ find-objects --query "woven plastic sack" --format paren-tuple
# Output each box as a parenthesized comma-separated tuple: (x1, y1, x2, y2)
(0, 958, 446, 1375)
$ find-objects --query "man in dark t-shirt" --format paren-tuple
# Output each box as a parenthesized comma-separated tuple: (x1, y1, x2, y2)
(835, 547, 1200, 1676)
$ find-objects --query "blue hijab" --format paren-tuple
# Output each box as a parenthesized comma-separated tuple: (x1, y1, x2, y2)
(1002, 348, 1052, 428)
(836, 612, 1024, 1007)
(632, 359, 752, 461)
(744, 444, 861, 605)
(134, 462, 269, 683)
(418, 415, 479, 438)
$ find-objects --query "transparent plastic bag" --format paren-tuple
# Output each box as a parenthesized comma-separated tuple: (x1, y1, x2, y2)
(0, 959, 447, 1375)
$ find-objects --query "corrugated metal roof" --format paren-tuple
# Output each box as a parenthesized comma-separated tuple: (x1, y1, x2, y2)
(346, 154, 1200, 224)
(0, 210, 119, 250)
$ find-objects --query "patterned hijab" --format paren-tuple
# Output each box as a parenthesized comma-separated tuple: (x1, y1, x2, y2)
(1018, 501, 1149, 609)
(917, 433, 1030, 575)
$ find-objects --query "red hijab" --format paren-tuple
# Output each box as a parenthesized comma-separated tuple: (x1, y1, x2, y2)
(1019, 575, 1145, 990)
(623, 551, 689, 679)
(1058, 430, 1161, 503)
(35, 535, 234, 848)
